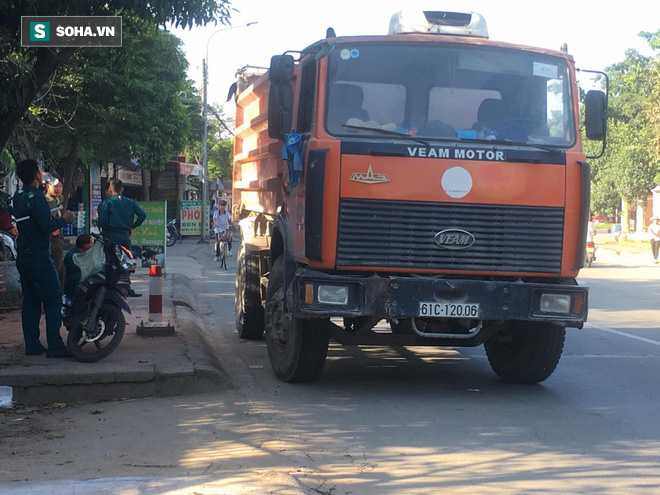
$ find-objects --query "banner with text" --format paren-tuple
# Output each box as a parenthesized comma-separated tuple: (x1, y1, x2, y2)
(180, 200, 210, 236)
(134, 201, 167, 269)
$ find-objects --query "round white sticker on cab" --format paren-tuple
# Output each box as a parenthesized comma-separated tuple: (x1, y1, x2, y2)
(441, 167, 473, 199)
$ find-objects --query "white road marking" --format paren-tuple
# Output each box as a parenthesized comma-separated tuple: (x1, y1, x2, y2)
(593, 326, 660, 347)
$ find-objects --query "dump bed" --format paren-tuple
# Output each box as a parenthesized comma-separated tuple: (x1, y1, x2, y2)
(232, 71, 286, 220)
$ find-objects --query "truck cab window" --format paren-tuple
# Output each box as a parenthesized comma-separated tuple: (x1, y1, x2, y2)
(325, 44, 575, 148)
(297, 60, 317, 134)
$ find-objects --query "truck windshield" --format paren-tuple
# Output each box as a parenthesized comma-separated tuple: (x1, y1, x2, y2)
(325, 43, 575, 148)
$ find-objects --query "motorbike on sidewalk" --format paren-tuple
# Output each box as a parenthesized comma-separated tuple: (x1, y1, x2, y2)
(166, 218, 181, 247)
(62, 233, 137, 362)
(0, 230, 16, 261)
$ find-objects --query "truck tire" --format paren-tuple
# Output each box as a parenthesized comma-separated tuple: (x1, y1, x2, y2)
(265, 257, 330, 383)
(235, 245, 264, 340)
(484, 321, 565, 384)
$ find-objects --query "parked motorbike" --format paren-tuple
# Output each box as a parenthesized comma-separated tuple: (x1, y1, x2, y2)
(0, 230, 16, 261)
(166, 218, 181, 247)
(585, 240, 596, 267)
(62, 233, 136, 362)
(141, 247, 161, 267)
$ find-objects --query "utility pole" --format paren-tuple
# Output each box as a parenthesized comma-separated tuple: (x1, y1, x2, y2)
(200, 58, 209, 243)
(200, 22, 257, 243)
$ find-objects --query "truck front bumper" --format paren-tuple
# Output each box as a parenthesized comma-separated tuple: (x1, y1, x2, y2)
(293, 269, 588, 326)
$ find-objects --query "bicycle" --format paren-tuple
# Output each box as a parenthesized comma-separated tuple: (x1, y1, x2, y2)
(216, 229, 231, 270)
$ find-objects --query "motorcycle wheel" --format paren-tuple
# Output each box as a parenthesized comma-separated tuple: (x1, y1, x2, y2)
(67, 303, 126, 363)
(166, 231, 176, 247)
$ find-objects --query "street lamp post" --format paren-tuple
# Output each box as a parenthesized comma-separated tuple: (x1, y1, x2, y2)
(200, 22, 257, 243)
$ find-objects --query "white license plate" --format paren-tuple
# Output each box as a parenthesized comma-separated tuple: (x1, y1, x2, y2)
(419, 302, 480, 318)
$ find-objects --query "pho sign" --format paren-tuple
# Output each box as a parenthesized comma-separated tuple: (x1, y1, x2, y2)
(180, 200, 210, 236)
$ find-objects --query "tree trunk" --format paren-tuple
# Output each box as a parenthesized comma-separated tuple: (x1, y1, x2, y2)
(0, 47, 77, 152)
(621, 199, 631, 233)
(141, 168, 150, 201)
(61, 135, 79, 209)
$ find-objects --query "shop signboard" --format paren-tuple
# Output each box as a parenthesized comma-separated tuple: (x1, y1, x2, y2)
(134, 201, 167, 269)
(90, 165, 103, 234)
(180, 200, 210, 236)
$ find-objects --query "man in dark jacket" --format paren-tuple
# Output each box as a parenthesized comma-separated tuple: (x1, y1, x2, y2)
(97, 178, 146, 296)
(97, 178, 146, 248)
(13, 159, 74, 357)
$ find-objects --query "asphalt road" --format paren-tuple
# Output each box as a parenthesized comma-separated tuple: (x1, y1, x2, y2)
(1, 245, 659, 494)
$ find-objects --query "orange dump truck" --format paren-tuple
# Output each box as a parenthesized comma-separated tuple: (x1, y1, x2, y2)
(232, 11, 607, 383)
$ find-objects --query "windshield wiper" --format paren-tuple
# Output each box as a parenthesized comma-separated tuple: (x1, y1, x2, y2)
(342, 124, 432, 147)
(466, 137, 562, 154)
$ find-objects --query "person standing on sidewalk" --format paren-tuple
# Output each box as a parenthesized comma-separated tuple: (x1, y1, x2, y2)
(98, 178, 146, 296)
(213, 199, 233, 261)
(13, 159, 75, 357)
(649, 216, 660, 264)
(44, 172, 65, 288)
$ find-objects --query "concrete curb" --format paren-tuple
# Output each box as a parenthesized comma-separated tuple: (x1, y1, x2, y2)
(171, 272, 232, 391)
(0, 472, 306, 494)
(170, 271, 199, 311)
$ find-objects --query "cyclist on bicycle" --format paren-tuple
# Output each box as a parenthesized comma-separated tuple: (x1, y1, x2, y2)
(213, 199, 233, 261)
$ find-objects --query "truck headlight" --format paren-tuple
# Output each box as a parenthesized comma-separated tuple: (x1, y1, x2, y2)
(317, 285, 349, 306)
(539, 293, 571, 314)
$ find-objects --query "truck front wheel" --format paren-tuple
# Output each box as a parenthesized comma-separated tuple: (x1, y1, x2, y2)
(265, 257, 330, 383)
(235, 245, 265, 340)
(484, 321, 565, 384)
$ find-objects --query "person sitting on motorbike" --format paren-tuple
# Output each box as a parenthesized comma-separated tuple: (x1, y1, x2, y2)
(0, 190, 17, 237)
(63, 234, 94, 299)
(586, 216, 596, 243)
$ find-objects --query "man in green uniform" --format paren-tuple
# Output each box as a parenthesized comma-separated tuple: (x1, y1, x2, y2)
(45, 172, 65, 288)
(97, 178, 146, 296)
(13, 159, 74, 357)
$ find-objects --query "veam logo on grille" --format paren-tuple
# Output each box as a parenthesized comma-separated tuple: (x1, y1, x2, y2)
(22, 16, 122, 47)
(349, 165, 390, 184)
(434, 229, 475, 250)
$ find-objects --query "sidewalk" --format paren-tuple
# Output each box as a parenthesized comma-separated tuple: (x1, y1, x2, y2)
(0, 240, 227, 405)
(593, 244, 657, 267)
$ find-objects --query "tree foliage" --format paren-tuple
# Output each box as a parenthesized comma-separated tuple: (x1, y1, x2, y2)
(184, 105, 234, 182)
(589, 30, 660, 214)
(0, 0, 233, 152)
(32, 17, 202, 205)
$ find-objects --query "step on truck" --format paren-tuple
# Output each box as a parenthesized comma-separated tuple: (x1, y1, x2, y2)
(232, 10, 607, 383)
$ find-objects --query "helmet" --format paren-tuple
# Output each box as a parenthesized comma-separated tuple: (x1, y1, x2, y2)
(43, 172, 61, 186)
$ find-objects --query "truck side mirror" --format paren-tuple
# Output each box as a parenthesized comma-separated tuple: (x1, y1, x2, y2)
(268, 55, 295, 140)
(268, 83, 293, 140)
(269, 55, 295, 84)
(584, 90, 606, 140)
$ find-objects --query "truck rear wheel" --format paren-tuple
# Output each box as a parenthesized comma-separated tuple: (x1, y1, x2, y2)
(265, 257, 330, 383)
(235, 245, 264, 340)
(484, 321, 565, 384)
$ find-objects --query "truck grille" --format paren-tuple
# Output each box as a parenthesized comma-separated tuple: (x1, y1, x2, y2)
(337, 199, 564, 273)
